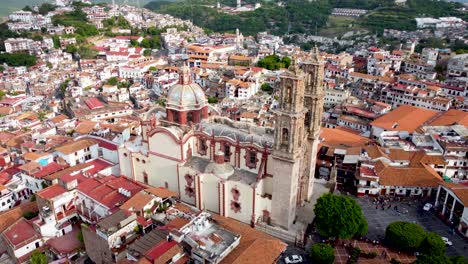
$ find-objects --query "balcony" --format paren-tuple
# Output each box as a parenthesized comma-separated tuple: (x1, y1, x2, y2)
(56, 206, 77, 221)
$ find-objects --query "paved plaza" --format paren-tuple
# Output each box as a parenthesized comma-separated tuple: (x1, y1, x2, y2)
(356, 197, 468, 259)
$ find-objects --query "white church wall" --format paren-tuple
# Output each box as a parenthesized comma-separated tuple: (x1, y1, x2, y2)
(224, 181, 254, 225)
(177, 166, 197, 206)
(199, 173, 220, 214)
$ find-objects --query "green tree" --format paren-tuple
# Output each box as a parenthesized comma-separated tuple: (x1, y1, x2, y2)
(23, 211, 39, 220)
(413, 254, 452, 264)
(140, 38, 151, 48)
(208, 97, 219, 104)
(38, 111, 47, 121)
(30, 251, 47, 264)
(38, 3, 57, 15)
(419, 232, 445, 256)
(143, 50, 152, 57)
(314, 194, 368, 239)
(310, 243, 335, 264)
(0, 90, 5, 100)
(261, 83, 273, 94)
(65, 44, 78, 54)
(107, 77, 119, 86)
(257, 55, 291, 70)
(450, 256, 468, 264)
(0, 53, 37, 67)
(385, 221, 426, 250)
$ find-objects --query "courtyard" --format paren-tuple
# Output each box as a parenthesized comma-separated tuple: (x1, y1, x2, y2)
(356, 197, 468, 259)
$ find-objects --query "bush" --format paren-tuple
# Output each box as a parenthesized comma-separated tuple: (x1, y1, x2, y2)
(361, 252, 378, 259)
(310, 243, 334, 264)
(30, 251, 47, 264)
(390, 258, 401, 264)
(208, 97, 219, 104)
(385, 221, 426, 250)
(23, 211, 39, 220)
(348, 247, 361, 264)
(419, 232, 445, 256)
(414, 254, 453, 264)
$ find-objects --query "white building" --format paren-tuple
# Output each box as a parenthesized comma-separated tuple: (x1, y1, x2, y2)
(4, 38, 34, 53)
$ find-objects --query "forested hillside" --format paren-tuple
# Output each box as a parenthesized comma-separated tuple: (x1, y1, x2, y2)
(145, 0, 467, 36)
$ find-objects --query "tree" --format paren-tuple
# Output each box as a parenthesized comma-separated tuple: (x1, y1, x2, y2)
(23, 211, 39, 220)
(314, 194, 368, 239)
(140, 38, 151, 48)
(107, 77, 118, 86)
(310, 243, 335, 264)
(419, 232, 445, 256)
(261, 83, 273, 94)
(38, 3, 57, 15)
(257, 55, 291, 70)
(450, 256, 468, 264)
(65, 44, 78, 54)
(38, 111, 46, 121)
(0, 90, 5, 100)
(413, 254, 452, 264)
(0, 53, 37, 67)
(385, 221, 426, 250)
(208, 97, 219, 104)
(143, 49, 152, 57)
(30, 251, 47, 264)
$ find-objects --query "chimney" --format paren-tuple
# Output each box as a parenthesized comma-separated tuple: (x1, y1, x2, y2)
(214, 151, 224, 164)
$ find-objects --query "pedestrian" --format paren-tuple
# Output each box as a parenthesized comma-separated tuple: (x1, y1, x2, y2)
(376, 204, 378, 209)
(388, 204, 391, 209)
(382, 206, 385, 211)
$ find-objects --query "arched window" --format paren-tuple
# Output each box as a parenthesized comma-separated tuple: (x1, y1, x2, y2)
(285, 86, 292, 104)
(187, 112, 194, 123)
(282, 128, 289, 146)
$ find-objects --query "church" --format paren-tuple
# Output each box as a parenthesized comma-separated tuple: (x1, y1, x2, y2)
(118, 48, 325, 241)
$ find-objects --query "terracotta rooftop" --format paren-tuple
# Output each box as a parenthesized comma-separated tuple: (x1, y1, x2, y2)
(439, 182, 468, 205)
(376, 163, 442, 188)
(370, 105, 438, 133)
(212, 214, 287, 264)
(145, 187, 178, 198)
(320, 127, 371, 149)
(426, 109, 468, 127)
(54, 139, 98, 155)
(120, 191, 154, 211)
(2, 218, 40, 248)
(37, 184, 67, 200)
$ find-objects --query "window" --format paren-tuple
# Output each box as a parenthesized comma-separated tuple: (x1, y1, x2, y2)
(198, 139, 207, 155)
(249, 151, 256, 164)
(143, 172, 148, 184)
(224, 144, 231, 161)
(282, 128, 289, 146)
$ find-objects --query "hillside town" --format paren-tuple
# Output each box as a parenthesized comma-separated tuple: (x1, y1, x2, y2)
(0, 0, 467, 264)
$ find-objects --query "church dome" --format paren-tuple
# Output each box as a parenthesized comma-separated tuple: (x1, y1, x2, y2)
(166, 66, 207, 111)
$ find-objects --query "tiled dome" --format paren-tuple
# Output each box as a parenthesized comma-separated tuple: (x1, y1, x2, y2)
(166, 66, 207, 111)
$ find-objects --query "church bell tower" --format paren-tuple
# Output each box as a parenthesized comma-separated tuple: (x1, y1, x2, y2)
(301, 46, 325, 200)
(269, 60, 307, 229)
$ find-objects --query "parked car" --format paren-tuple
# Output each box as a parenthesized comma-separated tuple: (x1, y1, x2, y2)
(441, 237, 453, 246)
(423, 203, 433, 211)
(285, 255, 303, 264)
